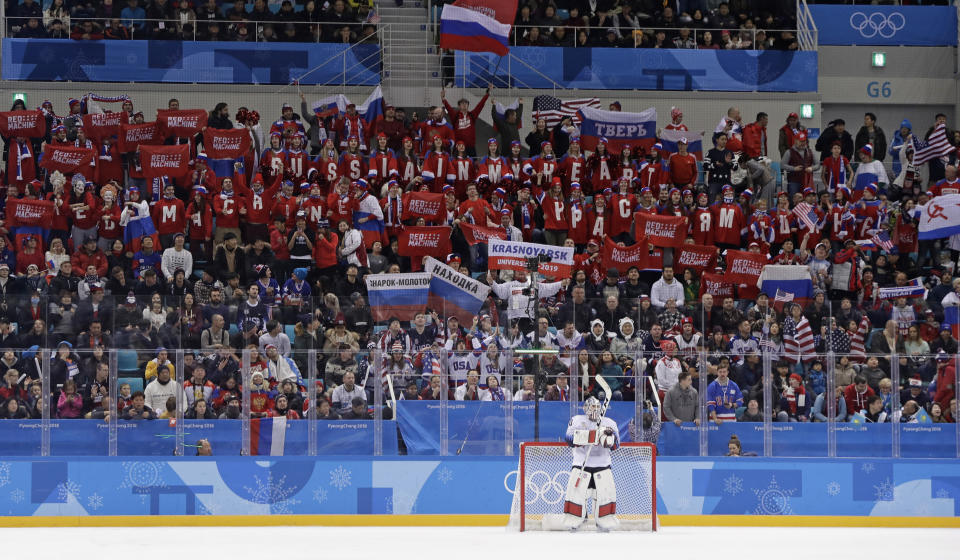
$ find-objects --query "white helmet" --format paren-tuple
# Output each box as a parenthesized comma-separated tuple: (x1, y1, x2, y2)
(584, 396, 602, 422)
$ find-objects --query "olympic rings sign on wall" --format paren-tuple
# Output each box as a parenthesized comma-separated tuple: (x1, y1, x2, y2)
(504, 469, 570, 506)
(849, 12, 906, 39)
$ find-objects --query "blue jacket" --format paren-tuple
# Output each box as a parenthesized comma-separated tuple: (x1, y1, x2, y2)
(888, 119, 912, 176)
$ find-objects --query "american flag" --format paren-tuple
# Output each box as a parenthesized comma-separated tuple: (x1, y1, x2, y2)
(791, 202, 819, 232)
(774, 289, 795, 303)
(783, 315, 815, 364)
(824, 327, 850, 354)
(871, 230, 896, 253)
(849, 316, 871, 362)
(531, 95, 600, 129)
(912, 123, 954, 165)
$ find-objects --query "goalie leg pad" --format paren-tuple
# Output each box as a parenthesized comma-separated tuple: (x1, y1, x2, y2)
(592, 468, 620, 531)
(562, 467, 589, 529)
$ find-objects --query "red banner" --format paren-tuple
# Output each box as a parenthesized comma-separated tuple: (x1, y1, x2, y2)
(118, 122, 162, 153)
(6, 199, 54, 228)
(202, 128, 252, 159)
(460, 222, 507, 245)
(634, 213, 688, 248)
(725, 250, 767, 285)
(40, 145, 95, 173)
(81, 111, 124, 141)
(673, 244, 717, 273)
(156, 109, 207, 138)
(401, 192, 445, 223)
(700, 271, 736, 299)
(602, 237, 648, 275)
(398, 226, 452, 257)
(140, 144, 191, 178)
(0, 110, 46, 138)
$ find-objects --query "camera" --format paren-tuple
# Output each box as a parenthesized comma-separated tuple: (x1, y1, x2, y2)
(525, 254, 552, 270)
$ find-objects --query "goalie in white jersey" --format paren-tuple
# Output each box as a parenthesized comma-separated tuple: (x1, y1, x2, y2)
(562, 396, 620, 531)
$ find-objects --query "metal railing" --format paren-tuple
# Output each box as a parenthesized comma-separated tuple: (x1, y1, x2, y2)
(3, 16, 377, 44)
(796, 0, 819, 52)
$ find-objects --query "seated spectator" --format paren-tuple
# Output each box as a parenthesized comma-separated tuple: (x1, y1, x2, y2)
(331, 371, 365, 413)
(341, 396, 370, 419)
(316, 399, 340, 420)
(122, 390, 157, 420)
(71, 19, 103, 40)
(740, 399, 763, 422)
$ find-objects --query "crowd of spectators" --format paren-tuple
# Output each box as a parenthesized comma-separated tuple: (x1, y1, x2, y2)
(5, 0, 377, 42)
(504, 1, 798, 49)
(0, 86, 958, 438)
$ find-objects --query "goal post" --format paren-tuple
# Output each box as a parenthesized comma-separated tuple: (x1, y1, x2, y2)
(508, 441, 657, 532)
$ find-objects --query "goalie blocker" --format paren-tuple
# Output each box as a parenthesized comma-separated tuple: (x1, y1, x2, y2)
(563, 396, 620, 531)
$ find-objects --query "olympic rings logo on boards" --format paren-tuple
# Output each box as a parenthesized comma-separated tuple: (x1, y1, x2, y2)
(504, 469, 570, 505)
(849, 12, 905, 39)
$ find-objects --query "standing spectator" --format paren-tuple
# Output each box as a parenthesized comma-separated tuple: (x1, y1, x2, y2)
(441, 84, 491, 156)
(662, 371, 700, 426)
(815, 119, 854, 162)
(491, 99, 523, 150)
(855, 113, 887, 161)
(777, 112, 806, 156)
(707, 363, 743, 424)
(146, 0, 176, 39)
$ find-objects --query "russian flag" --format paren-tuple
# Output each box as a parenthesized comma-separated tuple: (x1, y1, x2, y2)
(660, 129, 703, 160)
(250, 417, 287, 456)
(440, 4, 512, 56)
(946, 306, 960, 339)
(365, 272, 431, 321)
(758, 265, 814, 305)
(424, 256, 491, 324)
(577, 106, 657, 154)
(357, 85, 384, 127)
(311, 94, 349, 119)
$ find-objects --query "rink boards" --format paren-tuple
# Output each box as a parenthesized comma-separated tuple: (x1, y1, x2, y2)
(0, 456, 957, 526)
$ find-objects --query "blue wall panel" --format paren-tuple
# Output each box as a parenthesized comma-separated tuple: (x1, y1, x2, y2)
(1, 39, 381, 85)
(0, 456, 955, 517)
(457, 48, 817, 91)
(810, 6, 957, 46)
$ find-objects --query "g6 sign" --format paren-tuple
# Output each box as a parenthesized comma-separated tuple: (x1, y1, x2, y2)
(867, 81, 892, 98)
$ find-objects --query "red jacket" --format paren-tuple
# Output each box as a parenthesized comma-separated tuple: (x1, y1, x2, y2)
(742, 122, 767, 158)
(313, 230, 339, 269)
(71, 248, 109, 277)
(269, 225, 291, 260)
(443, 93, 489, 148)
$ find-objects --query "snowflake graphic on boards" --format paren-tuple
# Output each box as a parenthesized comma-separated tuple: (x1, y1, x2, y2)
(752, 476, 796, 515)
(57, 480, 82, 501)
(86, 493, 103, 511)
(936, 488, 952, 499)
(313, 487, 328, 504)
(436, 466, 454, 485)
(117, 462, 167, 490)
(329, 465, 352, 491)
(242, 473, 302, 514)
(826, 482, 841, 497)
(9, 489, 24, 504)
(873, 478, 894, 502)
(860, 462, 875, 474)
(0, 462, 11, 488)
(723, 474, 743, 496)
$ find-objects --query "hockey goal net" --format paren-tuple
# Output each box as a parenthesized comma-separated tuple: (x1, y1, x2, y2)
(508, 442, 657, 532)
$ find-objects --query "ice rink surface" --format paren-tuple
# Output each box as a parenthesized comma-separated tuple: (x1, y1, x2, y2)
(4, 525, 957, 560)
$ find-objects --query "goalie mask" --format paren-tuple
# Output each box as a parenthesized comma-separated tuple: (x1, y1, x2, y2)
(584, 396, 602, 422)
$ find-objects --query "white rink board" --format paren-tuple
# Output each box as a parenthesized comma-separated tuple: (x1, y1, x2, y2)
(2, 526, 957, 560)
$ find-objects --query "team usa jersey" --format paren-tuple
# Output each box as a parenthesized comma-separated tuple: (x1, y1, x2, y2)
(707, 379, 743, 421)
(564, 414, 619, 468)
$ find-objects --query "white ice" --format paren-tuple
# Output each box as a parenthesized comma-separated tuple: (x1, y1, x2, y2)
(4, 525, 957, 560)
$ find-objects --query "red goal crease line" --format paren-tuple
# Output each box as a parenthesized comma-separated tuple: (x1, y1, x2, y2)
(0, 515, 957, 528)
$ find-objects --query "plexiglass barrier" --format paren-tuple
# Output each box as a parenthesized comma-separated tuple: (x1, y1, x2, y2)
(0, 294, 955, 458)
